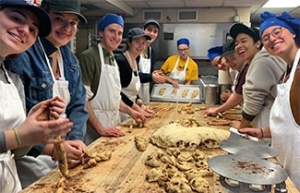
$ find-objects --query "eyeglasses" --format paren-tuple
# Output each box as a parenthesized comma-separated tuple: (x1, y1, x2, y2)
(261, 27, 283, 43)
(178, 48, 189, 52)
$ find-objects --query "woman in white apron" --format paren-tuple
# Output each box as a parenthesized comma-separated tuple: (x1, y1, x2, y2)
(116, 28, 155, 121)
(239, 11, 300, 190)
(14, 40, 72, 188)
(0, 1, 71, 192)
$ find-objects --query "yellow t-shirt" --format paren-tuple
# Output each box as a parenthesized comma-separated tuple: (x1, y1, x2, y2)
(161, 55, 199, 81)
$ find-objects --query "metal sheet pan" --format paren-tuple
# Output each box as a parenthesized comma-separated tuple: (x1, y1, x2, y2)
(150, 83, 202, 103)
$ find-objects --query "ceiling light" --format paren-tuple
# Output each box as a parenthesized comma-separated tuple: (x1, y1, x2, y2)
(263, 0, 300, 8)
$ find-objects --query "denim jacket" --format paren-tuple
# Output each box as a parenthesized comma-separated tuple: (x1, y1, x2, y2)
(5, 37, 88, 156)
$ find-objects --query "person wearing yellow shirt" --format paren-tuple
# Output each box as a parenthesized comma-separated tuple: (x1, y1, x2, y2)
(161, 38, 199, 88)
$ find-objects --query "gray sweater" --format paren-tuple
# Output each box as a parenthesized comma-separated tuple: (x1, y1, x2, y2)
(242, 49, 286, 121)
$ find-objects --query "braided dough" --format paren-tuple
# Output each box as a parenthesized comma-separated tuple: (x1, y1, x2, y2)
(150, 123, 230, 150)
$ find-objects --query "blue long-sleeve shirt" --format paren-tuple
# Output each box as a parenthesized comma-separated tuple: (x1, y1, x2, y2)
(5, 37, 88, 157)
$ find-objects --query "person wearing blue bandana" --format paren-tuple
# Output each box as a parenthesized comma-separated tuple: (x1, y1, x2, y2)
(238, 11, 300, 191)
(229, 23, 286, 130)
(161, 38, 199, 88)
(78, 14, 146, 145)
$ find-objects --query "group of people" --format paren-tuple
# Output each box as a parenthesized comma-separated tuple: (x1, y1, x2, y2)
(0, 0, 299, 191)
(0, 0, 199, 191)
(206, 12, 300, 190)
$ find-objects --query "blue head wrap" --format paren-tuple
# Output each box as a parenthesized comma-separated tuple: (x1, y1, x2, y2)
(98, 13, 124, 32)
(260, 12, 300, 43)
(207, 46, 223, 61)
(177, 38, 190, 46)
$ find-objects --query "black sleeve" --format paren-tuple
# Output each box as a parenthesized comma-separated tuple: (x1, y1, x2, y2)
(121, 92, 134, 107)
(115, 54, 132, 88)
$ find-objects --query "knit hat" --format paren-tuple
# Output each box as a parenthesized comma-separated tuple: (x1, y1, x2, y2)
(98, 13, 124, 32)
(0, 0, 51, 36)
(207, 46, 223, 61)
(221, 39, 235, 57)
(127, 28, 151, 40)
(229, 23, 260, 42)
(260, 11, 299, 44)
(42, 0, 87, 24)
(143, 19, 160, 30)
(177, 38, 190, 46)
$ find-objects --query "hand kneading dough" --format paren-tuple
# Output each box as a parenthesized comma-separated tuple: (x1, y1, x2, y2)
(150, 123, 230, 150)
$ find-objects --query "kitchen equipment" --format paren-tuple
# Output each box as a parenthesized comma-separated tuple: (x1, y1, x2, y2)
(150, 83, 201, 103)
(208, 154, 288, 193)
(204, 84, 218, 105)
(219, 127, 278, 159)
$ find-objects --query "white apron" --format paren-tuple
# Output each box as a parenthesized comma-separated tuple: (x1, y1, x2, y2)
(120, 51, 141, 121)
(0, 63, 24, 193)
(138, 49, 151, 104)
(251, 107, 270, 128)
(270, 49, 300, 191)
(15, 41, 71, 188)
(169, 56, 189, 84)
(85, 43, 121, 145)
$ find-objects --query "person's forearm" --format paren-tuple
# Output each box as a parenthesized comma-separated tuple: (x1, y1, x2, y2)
(86, 101, 105, 134)
(217, 93, 242, 113)
(185, 80, 192, 85)
(119, 100, 135, 116)
(166, 76, 175, 84)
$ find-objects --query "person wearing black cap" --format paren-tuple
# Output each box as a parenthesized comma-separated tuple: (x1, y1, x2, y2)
(78, 14, 146, 145)
(116, 28, 156, 121)
(0, 0, 73, 192)
(229, 23, 286, 130)
(161, 38, 199, 88)
(137, 19, 166, 105)
(239, 11, 300, 190)
(5, 0, 89, 188)
(205, 39, 248, 116)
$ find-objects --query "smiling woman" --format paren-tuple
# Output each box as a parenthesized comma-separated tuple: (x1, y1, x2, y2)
(4, 0, 89, 189)
(0, 0, 73, 192)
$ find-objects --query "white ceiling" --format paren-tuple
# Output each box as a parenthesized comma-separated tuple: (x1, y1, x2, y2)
(80, 0, 300, 24)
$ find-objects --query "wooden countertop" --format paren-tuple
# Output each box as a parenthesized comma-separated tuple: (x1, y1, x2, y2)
(21, 102, 298, 193)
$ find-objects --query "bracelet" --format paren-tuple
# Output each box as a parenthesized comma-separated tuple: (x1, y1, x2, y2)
(13, 128, 21, 147)
(260, 127, 264, 138)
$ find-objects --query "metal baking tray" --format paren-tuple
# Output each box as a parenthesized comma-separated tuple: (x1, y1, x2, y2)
(150, 83, 202, 103)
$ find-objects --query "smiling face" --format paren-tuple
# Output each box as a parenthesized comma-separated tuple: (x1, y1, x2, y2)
(262, 26, 298, 63)
(99, 23, 123, 54)
(234, 33, 261, 64)
(144, 24, 159, 44)
(46, 11, 78, 48)
(0, 7, 39, 58)
(128, 36, 147, 57)
(224, 52, 244, 71)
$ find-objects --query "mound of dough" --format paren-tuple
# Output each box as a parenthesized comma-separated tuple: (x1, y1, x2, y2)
(150, 123, 229, 150)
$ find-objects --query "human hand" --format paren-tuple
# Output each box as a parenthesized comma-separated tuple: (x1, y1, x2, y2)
(28, 96, 66, 121)
(238, 128, 262, 139)
(171, 80, 180, 88)
(204, 107, 219, 116)
(16, 109, 72, 147)
(98, 126, 125, 137)
(212, 57, 229, 71)
(152, 71, 166, 84)
(61, 140, 86, 168)
(131, 110, 146, 125)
